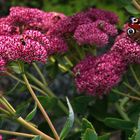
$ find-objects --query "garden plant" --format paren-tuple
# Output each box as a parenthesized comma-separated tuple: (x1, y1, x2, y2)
(1, 0, 140, 140)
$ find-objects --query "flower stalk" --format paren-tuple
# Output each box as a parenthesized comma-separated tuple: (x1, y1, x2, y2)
(22, 73, 60, 140)
(0, 130, 36, 138)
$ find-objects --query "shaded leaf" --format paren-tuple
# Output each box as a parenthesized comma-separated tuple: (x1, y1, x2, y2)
(125, 5, 140, 15)
(104, 117, 135, 130)
(72, 96, 94, 114)
(135, 129, 140, 140)
(98, 133, 110, 140)
(25, 103, 37, 121)
(82, 118, 94, 132)
(138, 116, 140, 129)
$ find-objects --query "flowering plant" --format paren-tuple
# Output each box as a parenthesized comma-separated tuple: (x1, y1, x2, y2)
(1, 0, 140, 140)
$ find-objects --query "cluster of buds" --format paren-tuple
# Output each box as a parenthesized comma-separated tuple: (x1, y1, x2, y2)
(0, 6, 68, 70)
(73, 24, 140, 96)
(49, 8, 118, 47)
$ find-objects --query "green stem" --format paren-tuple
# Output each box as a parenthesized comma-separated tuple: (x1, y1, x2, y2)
(130, 65, 140, 87)
(6, 71, 47, 95)
(17, 117, 54, 140)
(0, 130, 36, 138)
(64, 56, 73, 67)
(0, 98, 15, 115)
(27, 69, 81, 126)
(112, 89, 140, 101)
(120, 97, 129, 109)
(33, 62, 47, 86)
(115, 102, 130, 121)
(123, 82, 140, 96)
(0, 93, 54, 140)
(27, 72, 45, 89)
(0, 107, 10, 115)
(1, 97, 16, 113)
(22, 74, 60, 140)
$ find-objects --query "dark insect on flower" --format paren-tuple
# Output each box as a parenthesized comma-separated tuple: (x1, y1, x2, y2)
(20, 36, 26, 46)
(127, 17, 140, 43)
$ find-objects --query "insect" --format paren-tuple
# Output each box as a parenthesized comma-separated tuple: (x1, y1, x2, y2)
(127, 17, 140, 43)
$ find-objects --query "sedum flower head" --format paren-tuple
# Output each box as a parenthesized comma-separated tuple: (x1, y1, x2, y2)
(49, 8, 118, 47)
(73, 51, 127, 96)
(9, 6, 66, 32)
(0, 57, 6, 71)
(111, 25, 140, 64)
(74, 20, 117, 46)
(0, 7, 68, 70)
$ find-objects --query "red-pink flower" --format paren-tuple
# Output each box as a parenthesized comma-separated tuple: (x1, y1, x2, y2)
(73, 51, 127, 96)
(111, 25, 140, 64)
(74, 20, 117, 46)
(49, 8, 118, 47)
(0, 7, 68, 70)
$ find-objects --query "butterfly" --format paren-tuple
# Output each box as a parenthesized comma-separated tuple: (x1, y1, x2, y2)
(127, 17, 140, 43)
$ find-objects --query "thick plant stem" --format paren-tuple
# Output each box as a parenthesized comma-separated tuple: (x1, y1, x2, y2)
(22, 74, 60, 140)
(115, 103, 130, 121)
(17, 117, 54, 140)
(0, 130, 36, 138)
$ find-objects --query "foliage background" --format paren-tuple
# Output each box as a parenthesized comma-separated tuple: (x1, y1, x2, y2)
(1, 0, 140, 140)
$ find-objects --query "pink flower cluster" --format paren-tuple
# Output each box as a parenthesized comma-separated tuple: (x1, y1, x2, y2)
(0, 7, 68, 70)
(0, 7, 119, 71)
(49, 8, 118, 47)
(73, 51, 127, 96)
(73, 24, 140, 96)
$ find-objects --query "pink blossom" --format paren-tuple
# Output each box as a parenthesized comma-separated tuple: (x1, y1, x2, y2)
(0, 7, 68, 70)
(9, 6, 66, 32)
(74, 20, 117, 46)
(49, 8, 118, 36)
(86, 8, 119, 24)
(0, 135, 2, 140)
(0, 57, 6, 71)
(73, 51, 127, 96)
(0, 36, 22, 61)
(111, 28, 140, 64)
(74, 24, 108, 46)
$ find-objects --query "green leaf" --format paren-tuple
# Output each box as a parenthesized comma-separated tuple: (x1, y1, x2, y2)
(125, 5, 140, 15)
(32, 136, 41, 140)
(138, 116, 140, 129)
(82, 128, 98, 140)
(82, 118, 94, 132)
(98, 133, 110, 140)
(60, 97, 74, 140)
(72, 96, 94, 114)
(104, 117, 135, 130)
(38, 96, 65, 117)
(25, 103, 37, 121)
(135, 129, 140, 140)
